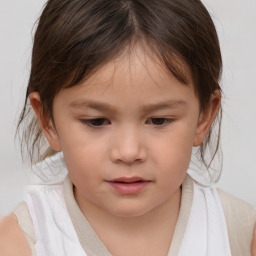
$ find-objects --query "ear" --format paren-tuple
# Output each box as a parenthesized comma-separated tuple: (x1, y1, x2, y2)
(29, 92, 62, 151)
(193, 90, 221, 147)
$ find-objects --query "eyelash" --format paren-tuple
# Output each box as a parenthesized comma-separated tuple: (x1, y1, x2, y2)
(147, 118, 173, 126)
(80, 118, 173, 128)
(81, 118, 110, 127)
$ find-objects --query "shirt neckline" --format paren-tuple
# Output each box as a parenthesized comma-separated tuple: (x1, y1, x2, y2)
(63, 174, 194, 256)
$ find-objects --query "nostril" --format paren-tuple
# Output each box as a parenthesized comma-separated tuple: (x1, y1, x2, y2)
(109, 138, 147, 164)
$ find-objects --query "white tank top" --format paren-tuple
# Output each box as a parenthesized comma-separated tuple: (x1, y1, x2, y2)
(178, 182, 232, 255)
(25, 153, 86, 255)
(24, 156, 231, 255)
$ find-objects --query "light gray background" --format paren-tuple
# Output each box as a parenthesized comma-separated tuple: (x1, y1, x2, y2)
(0, 0, 255, 216)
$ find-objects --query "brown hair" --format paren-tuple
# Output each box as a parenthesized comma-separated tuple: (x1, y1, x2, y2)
(18, 0, 222, 169)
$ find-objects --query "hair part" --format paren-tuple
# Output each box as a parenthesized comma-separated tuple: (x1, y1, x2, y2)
(17, 0, 222, 170)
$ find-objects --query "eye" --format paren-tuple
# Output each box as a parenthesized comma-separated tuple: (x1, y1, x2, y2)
(147, 118, 173, 126)
(81, 118, 110, 128)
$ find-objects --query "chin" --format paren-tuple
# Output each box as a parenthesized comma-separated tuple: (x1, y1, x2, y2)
(107, 203, 155, 218)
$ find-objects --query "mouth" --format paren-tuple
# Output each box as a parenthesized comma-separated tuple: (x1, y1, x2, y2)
(109, 177, 149, 183)
(107, 177, 151, 195)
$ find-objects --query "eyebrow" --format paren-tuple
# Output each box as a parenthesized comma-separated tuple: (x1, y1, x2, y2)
(69, 99, 187, 114)
(142, 100, 187, 112)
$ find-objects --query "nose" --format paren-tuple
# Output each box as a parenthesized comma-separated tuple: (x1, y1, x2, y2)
(110, 126, 147, 165)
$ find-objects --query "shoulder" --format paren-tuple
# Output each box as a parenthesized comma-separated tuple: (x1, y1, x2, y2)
(0, 213, 31, 256)
(217, 188, 256, 256)
(217, 188, 256, 223)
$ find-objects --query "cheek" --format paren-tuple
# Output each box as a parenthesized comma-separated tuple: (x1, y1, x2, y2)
(153, 143, 192, 195)
(155, 127, 195, 160)
(60, 134, 106, 179)
(64, 148, 103, 199)
(151, 125, 196, 179)
(157, 145, 192, 177)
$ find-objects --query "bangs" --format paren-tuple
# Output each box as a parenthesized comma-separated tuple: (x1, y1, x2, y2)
(65, 36, 190, 92)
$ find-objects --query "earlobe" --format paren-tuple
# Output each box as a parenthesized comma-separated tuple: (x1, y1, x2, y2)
(193, 90, 221, 147)
(29, 92, 62, 151)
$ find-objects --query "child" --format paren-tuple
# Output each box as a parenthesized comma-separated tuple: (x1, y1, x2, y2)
(0, 0, 256, 255)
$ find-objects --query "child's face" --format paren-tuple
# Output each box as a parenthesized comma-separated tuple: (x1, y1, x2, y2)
(37, 47, 215, 217)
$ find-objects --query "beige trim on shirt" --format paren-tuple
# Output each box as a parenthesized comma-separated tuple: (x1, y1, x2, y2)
(13, 174, 256, 256)
(218, 188, 256, 256)
(63, 175, 112, 256)
(13, 201, 36, 256)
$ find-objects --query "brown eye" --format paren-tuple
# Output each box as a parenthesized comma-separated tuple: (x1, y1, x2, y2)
(147, 118, 173, 126)
(81, 118, 110, 127)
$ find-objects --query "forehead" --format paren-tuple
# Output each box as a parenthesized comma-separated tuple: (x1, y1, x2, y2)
(56, 45, 197, 107)
(77, 45, 193, 90)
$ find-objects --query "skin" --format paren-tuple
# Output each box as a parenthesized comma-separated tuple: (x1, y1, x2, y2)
(1, 46, 255, 255)
(0, 214, 31, 255)
(253, 224, 256, 256)
(31, 46, 220, 255)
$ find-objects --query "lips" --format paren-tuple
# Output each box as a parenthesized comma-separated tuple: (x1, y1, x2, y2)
(109, 177, 148, 183)
(107, 177, 151, 195)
